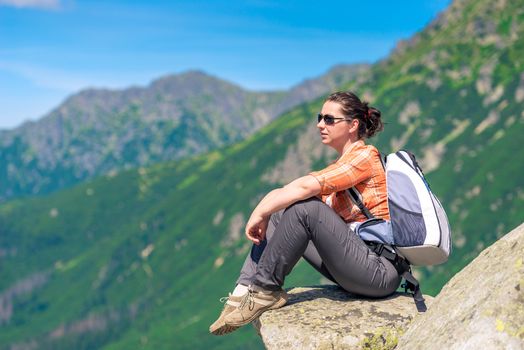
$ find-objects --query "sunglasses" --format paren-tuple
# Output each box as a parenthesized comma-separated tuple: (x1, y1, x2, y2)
(317, 113, 350, 125)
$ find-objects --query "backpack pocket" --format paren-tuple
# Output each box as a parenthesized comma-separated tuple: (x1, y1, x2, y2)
(356, 218, 394, 245)
(389, 200, 426, 246)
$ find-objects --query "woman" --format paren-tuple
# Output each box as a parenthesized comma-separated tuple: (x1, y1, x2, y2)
(210, 91, 401, 335)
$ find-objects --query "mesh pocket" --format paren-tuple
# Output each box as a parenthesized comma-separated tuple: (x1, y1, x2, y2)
(389, 200, 426, 246)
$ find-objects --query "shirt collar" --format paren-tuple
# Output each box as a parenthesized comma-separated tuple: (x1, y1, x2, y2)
(340, 139, 365, 158)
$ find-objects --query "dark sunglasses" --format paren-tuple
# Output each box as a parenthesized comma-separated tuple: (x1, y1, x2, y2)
(317, 113, 350, 125)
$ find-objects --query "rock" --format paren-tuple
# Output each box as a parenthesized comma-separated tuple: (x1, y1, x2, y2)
(253, 285, 433, 350)
(397, 223, 524, 350)
(253, 224, 524, 349)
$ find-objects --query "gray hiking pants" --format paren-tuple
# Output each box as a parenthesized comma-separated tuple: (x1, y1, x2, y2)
(237, 197, 401, 298)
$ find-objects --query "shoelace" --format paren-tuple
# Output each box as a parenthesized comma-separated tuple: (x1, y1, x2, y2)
(239, 290, 255, 311)
(219, 296, 229, 303)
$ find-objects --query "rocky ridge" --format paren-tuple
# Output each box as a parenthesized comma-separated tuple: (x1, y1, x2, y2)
(256, 222, 524, 349)
(397, 222, 524, 350)
(0, 65, 368, 201)
(254, 286, 432, 350)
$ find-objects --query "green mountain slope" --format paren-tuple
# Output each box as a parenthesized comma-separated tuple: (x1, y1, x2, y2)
(0, 104, 329, 349)
(0, 0, 523, 348)
(0, 65, 368, 202)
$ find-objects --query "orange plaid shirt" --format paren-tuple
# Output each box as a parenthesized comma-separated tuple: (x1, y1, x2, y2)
(309, 140, 390, 223)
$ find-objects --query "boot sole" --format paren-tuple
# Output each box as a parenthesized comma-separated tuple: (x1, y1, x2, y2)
(210, 323, 239, 336)
(225, 295, 288, 327)
(210, 299, 284, 335)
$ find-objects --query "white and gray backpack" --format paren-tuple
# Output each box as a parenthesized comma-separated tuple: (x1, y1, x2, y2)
(348, 150, 452, 311)
(349, 150, 452, 266)
(385, 150, 451, 265)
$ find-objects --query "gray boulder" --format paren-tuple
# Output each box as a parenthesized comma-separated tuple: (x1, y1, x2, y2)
(397, 223, 524, 350)
(254, 223, 524, 349)
(253, 285, 433, 349)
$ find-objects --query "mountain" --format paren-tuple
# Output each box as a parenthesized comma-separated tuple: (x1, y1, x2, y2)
(0, 64, 369, 201)
(1, 0, 524, 349)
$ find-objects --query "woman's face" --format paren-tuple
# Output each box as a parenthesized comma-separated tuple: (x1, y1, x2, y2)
(317, 101, 356, 150)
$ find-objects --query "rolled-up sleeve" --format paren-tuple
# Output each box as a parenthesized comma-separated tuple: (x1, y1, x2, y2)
(309, 148, 374, 195)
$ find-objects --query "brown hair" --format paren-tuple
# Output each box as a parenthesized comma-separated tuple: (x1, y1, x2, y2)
(325, 91, 384, 139)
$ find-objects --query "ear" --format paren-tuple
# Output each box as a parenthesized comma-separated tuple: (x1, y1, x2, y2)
(348, 119, 359, 134)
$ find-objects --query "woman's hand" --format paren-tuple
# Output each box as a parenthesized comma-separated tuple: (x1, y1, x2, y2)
(245, 213, 269, 245)
(244, 175, 321, 245)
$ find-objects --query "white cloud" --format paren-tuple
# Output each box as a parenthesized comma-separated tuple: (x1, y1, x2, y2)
(0, 59, 158, 92)
(0, 0, 61, 10)
(0, 61, 93, 91)
(0, 60, 145, 95)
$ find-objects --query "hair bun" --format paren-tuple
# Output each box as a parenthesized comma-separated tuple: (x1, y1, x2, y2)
(325, 91, 384, 139)
(365, 106, 383, 138)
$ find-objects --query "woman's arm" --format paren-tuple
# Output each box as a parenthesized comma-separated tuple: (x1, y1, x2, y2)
(245, 175, 321, 244)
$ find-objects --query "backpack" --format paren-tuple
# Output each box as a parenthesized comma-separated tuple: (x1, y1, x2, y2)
(347, 149, 452, 311)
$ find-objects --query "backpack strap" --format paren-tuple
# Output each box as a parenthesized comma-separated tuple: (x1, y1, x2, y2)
(402, 270, 427, 312)
(393, 251, 427, 312)
(367, 242, 427, 312)
(346, 187, 374, 220)
(379, 152, 387, 170)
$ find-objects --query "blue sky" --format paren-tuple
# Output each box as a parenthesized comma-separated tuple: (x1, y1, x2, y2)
(0, 0, 451, 129)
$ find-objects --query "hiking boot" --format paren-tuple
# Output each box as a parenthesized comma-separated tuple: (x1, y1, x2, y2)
(223, 286, 288, 327)
(209, 294, 243, 335)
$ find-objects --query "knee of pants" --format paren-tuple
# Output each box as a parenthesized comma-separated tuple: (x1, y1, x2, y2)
(283, 197, 323, 219)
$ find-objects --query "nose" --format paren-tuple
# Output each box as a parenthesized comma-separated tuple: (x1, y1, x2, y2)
(317, 118, 325, 129)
